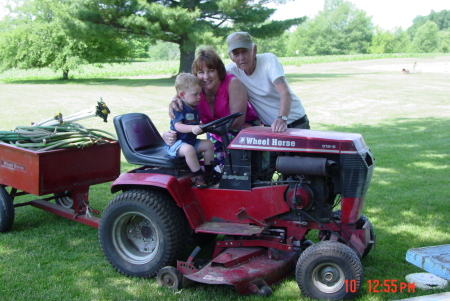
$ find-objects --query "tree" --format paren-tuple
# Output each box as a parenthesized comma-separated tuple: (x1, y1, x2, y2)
(147, 41, 180, 61)
(411, 21, 440, 53)
(391, 28, 412, 53)
(69, 0, 305, 74)
(254, 31, 289, 57)
(0, 0, 133, 79)
(408, 10, 450, 38)
(428, 9, 450, 30)
(286, 23, 309, 56)
(369, 27, 411, 54)
(286, 0, 373, 56)
(129, 36, 151, 58)
(369, 28, 395, 54)
(437, 29, 450, 53)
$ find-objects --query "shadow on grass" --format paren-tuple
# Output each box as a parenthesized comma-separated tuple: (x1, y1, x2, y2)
(285, 72, 378, 83)
(3, 77, 176, 87)
(3, 72, 380, 87)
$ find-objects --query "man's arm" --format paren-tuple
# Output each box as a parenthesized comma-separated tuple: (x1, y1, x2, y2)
(228, 77, 248, 130)
(271, 76, 292, 132)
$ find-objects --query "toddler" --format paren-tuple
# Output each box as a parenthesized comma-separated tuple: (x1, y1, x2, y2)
(166, 73, 216, 187)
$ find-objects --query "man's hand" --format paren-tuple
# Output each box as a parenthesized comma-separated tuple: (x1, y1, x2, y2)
(163, 130, 178, 146)
(169, 96, 184, 119)
(271, 118, 288, 132)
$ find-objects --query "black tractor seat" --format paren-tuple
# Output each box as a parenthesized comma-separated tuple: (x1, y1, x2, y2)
(114, 113, 189, 170)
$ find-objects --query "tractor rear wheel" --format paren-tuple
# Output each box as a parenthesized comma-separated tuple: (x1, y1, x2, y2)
(0, 187, 14, 233)
(296, 241, 362, 300)
(98, 189, 188, 278)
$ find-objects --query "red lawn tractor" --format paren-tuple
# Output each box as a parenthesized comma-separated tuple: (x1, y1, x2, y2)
(98, 112, 375, 300)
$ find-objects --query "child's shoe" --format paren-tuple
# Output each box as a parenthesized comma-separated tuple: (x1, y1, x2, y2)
(204, 170, 222, 184)
(194, 175, 207, 188)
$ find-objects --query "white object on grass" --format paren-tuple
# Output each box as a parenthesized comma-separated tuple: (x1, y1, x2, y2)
(405, 273, 448, 290)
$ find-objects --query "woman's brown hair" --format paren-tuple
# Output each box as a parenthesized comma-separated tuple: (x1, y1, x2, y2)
(191, 47, 226, 81)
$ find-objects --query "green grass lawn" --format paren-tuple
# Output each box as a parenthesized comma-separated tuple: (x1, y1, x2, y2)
(0, 54, 449, 301)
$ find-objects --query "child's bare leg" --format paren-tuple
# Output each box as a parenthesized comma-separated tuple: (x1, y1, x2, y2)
(177, 144, 200, 172)
(197, 140, 215, 166)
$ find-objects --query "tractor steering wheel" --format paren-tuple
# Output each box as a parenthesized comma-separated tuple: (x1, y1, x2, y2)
(200, 112, 243, 136)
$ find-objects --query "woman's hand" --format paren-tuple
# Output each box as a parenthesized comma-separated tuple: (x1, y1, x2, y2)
(163, 130, 178, 145)
(169, 95, 184, 119)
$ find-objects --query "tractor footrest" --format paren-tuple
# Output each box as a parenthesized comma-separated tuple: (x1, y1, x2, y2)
(195, 222, 265, 236)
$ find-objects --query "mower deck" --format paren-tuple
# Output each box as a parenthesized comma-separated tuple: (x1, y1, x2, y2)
(179, 247, 299, 295)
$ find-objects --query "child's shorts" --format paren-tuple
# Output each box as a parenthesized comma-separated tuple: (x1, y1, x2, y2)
(165, 139, 201, 158)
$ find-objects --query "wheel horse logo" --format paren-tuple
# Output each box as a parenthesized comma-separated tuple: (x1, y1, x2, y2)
(239, 137, 246, 144)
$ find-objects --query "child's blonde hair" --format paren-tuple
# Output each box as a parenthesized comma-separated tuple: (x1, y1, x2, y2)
(175, 72, 202, 93)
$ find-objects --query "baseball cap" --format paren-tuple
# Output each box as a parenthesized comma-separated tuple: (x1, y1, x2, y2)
(226, 32, 253, 53)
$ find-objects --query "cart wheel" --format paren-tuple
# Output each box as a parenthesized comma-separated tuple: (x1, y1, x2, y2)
(296, 241, 362, 300)
(157, 266, 183, 290)
(98, 189, 188, 278)
(54, 191, 74, 209)
(0, 187, 15, 233)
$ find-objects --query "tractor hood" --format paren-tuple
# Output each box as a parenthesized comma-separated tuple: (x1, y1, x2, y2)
(229, 127, 369, 155)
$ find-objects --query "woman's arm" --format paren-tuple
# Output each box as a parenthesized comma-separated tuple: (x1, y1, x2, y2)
(168, 95, 184, 119)
(228, 77, 248, 130)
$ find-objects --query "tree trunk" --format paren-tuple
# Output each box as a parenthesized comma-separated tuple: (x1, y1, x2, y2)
(62, 70, 69, 80)
(178, 36, 196, 74)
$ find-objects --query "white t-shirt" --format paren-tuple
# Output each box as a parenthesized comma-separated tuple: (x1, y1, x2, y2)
(226, 53, 305, 125)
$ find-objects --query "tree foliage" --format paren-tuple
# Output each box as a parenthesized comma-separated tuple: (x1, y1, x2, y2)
(0, 0, 304, 76)
(1, 0, 448, 78)
(437, 29, 450, 53)
(147, 41, 180, 61)
(0, 0, 133, 79)
(254, 32, 289, 57)
(286, 0, 373, 56)
(69, 0, 305, 73)
(369, 28, 411, 54)
(408, 9, 450, 37)
(411, 20, 440, 53)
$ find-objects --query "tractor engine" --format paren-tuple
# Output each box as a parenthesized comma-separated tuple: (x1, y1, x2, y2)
(277, 156, 337, 223)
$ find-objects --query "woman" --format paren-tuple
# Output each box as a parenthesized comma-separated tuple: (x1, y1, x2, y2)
(168, 47, 262, 166)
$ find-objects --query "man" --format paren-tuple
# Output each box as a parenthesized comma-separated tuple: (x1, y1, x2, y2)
(225, 31, 310, 132)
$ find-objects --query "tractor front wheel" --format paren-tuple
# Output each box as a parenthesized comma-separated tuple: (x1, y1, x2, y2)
(98, 189, 187, 278)
(296, 241, 363, 300)
(157, 266, 183, 290)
